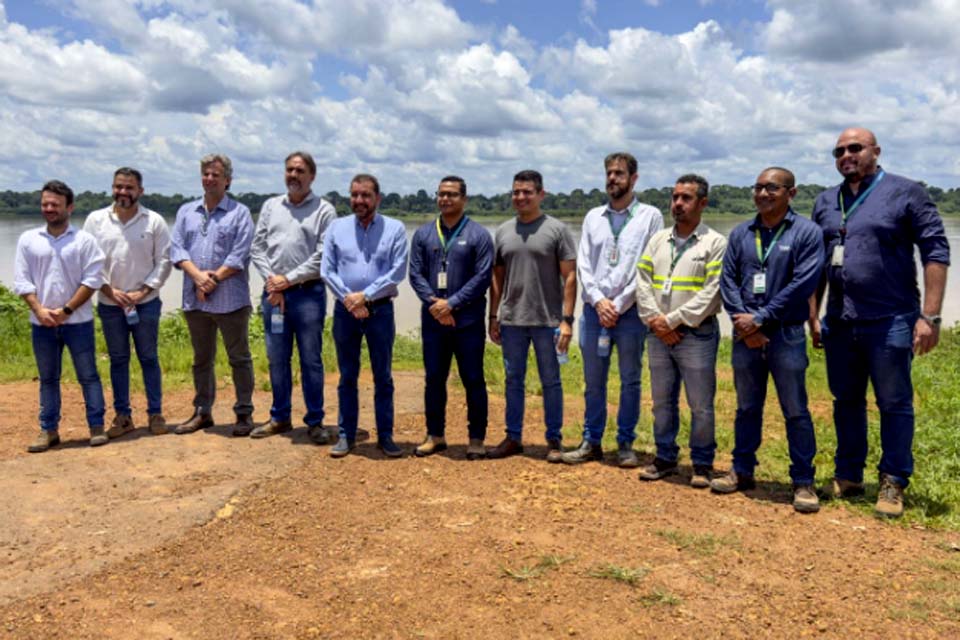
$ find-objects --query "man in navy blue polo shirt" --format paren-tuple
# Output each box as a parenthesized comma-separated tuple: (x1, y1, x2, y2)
(811, 127, 949, 518)
(409, 176, 494, 459)
(714, 167, 824, 514)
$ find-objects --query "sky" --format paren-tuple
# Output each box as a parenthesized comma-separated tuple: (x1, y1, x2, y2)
(1, 0, 959, 198)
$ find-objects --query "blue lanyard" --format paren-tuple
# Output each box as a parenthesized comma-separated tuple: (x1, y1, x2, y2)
(436, 215, 468, 265)
(838, 170, 885, 240)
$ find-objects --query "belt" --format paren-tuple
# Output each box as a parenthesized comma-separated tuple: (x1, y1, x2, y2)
(365, 297, 392, 309)
(286, 279, 322, 291)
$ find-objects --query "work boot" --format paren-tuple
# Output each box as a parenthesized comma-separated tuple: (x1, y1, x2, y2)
(107, 414, 135, 439)
(561, 440, 603, 465)
(793, 484, 821, 513)
(617, 443, 640, 468)
(27, 430, 60, 453)
(148, 414, 168, 435)
(415, 436, 448, 457)
(307, 425, 336, 445)
(466, 438, 486, 460)
(249, 419, 291, 439)
(825, 477, 866, 499)
(710, 469, 755, 494)
(545, 439, 563, 463)
(174, 411, 213, 435)
(690, 465, 713, 489)
(89, 426, 109, 447)
(232, 414, 256, 437)
(638, 457, 679, 481)
(875, 475, 905, 518)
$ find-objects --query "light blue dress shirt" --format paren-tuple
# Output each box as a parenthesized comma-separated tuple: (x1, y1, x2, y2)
(320, 213, 408, 302)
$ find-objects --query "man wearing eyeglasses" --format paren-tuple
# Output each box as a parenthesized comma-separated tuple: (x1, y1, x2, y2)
(248, 152, 336, 444)
(170, 154, 256, 436)
(408, 176, 494, 459)
(561, 152, 662, 468)
(811, 128, 949, 518)
(487, 170, 578, 461)
(714, 168, 824, 513)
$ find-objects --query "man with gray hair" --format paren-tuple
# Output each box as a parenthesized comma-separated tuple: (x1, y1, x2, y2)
(249, 152, 336, 443)
(170, 154, 256, 436)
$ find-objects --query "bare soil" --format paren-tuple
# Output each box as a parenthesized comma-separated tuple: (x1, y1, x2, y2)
(2, 374, 960, 639)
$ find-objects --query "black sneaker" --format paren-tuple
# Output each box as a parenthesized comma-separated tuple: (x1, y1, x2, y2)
(637, 457, 679, 481)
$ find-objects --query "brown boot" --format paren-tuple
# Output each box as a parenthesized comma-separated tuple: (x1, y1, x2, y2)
(174, 411, 213, 435)
(27, 430, 60, 453)
(107, 414, 135, 439)
(148, 414, 168, 435)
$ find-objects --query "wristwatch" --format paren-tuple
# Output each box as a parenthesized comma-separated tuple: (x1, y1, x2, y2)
(62, 304, 74, 316)
(562, 315, 575, 325)
(921, 313, 942, 327)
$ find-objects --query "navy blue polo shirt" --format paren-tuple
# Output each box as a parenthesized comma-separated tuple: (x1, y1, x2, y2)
(811, 169, 950, 321)
(720, 209, 824, 330)
(408, 216, 494, 328)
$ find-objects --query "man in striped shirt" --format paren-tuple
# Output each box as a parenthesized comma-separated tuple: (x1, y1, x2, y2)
(636, 174, 726, 487)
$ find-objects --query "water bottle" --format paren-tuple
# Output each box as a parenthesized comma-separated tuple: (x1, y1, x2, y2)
(125, 306, 139, 326)
(597, 327, 611, 358)
(554, 328, 569, 365)
(271, 305, 284, 334)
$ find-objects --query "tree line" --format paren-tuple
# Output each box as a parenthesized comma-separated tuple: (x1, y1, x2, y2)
(2, 183, 959, 218)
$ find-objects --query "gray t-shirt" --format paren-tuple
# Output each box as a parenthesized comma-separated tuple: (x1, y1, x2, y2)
(494, 214, 577, 326)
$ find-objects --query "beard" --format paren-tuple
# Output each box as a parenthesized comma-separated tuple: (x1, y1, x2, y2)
(114, 195, 139, 208)
(607, 182, 629, 200)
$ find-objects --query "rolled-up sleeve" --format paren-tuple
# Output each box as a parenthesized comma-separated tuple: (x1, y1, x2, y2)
(169, 206, 191, 267)
(222, 207, 253, 271)
(144, 217, 172, 290)
(13, 236, 36, 296)
(80, 235, 106, 290)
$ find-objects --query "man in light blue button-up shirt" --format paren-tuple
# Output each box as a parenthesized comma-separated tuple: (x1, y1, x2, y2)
(169, 154, 256, 436)
(320, 174, 408, 458)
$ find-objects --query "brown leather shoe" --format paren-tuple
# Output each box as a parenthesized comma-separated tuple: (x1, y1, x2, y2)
(466, 438, 486, 460)
(174, 411, 213, 435)
(414, 436, 448, 457)
(148, 414, 168, 436)
(232, 414, 256, 437)
(249, 419, 292, 439)
(545, 439, 563, 463)
(107, 414, 135, 439)
(487, 436, 523, 459)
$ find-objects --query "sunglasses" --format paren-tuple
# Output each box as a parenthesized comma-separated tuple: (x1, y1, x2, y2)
(832, 143, 867, 159)
(752, 183, 788, 194)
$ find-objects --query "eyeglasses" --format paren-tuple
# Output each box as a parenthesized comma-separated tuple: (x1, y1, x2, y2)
(752, 183, 788, 194)
(832, 143, 866, 159)
(436, 191, 462, 199)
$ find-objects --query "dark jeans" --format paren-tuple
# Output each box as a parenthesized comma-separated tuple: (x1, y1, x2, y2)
(421, 314, 487, 441)
(730, 324, 816, 485)
(822, 313, 916, 487)
(184, 306, 255, 416)
(98, 298, 163, 416)
(261, 284, 326, 426)
(332, 300, 395, 441)
(31, 321, 105, 431)
(500, 324, 563, 442)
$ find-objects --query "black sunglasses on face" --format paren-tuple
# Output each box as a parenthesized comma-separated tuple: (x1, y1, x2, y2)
(832, 143, 866, 159)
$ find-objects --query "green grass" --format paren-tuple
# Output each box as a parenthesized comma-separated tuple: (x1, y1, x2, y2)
(654, 529, 740, 556)
(501, 555, 575, 581)
(587, 564, 649, 586)
(4, 283, 960, 529)
(638, 588, 682, 607)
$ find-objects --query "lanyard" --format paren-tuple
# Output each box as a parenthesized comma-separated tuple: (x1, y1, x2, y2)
(838, 170, 885, 239)
(668, 234, 696, 276)
(754, 222, 787, 269)
(605, 201, 639, 245)
(436, 215, 468, 263)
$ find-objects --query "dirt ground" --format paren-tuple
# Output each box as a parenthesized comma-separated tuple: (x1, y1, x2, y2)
(2, 373, 960, 639)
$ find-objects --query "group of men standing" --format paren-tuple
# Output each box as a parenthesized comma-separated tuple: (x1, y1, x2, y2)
(13, 127, 948, 519)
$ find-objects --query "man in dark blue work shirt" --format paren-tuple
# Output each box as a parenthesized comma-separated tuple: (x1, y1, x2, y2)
(811, 127, 949, 518)
(408, 176, 494, 460)
(714, 167, 824, 514)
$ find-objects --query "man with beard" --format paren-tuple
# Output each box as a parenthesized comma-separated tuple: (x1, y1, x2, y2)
(249, 152, 337, 444)
(715, 167, 824, 513)
(635, 174, 726, 486)
(321, 174, 408, 458)
(170, 154, 257, 437)
(811, 127, 949, 518)
(561, 153, 662, 467)
(408, 176, 494, 459)
(83, 167, 172, 438)
(14, 180, 107, 452)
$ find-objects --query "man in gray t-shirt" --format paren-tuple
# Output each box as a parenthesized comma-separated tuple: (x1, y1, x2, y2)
(488, 170, 577, 461)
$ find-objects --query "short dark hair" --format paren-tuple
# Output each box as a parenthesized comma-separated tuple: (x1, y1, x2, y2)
(114, 167, 143, 187)
(439, 175, 467, 196)
(762, 166, 796, 188)
(605, 152, 638, 176)
(285, 151, 316, 176)
(676, 174, 709, 199)
(42, 180, 74, 206)
(351, 173, 380, 194)
(513, 169, 543, 192)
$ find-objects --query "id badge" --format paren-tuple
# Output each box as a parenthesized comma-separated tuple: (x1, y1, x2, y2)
(607, 246, 619, 266)
(831, 244, 844, 267)
(752, 272, 766, 294)
(661, 278, 672, 295)
(437, 270, 448, 289)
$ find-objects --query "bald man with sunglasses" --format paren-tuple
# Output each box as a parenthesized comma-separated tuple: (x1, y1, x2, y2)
(811, 127, 950, 518)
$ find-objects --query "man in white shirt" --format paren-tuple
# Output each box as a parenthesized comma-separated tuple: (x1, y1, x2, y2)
(13, 180, 107, 452)
(84, 168, 172, 439)
(562, 152, 663, 467)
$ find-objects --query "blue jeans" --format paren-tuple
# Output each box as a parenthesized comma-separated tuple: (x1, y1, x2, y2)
(822, 313, 916, 488)
(332, 300, 395, 441)
(261, 283, 326, 426)
(647, 318, 719, 466)
(579, 304, 646, 446)
(99, 299, 163, 416)
(422, 314, 487, 440)
(730, 324, 816, 485)
(500, 325, 563, 442)
(31, 321, 105, 432)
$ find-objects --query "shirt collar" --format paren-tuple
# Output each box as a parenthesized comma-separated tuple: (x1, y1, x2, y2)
(110, 204, 146, 224)
(354, 212, 381, 229)
(196, 195, 231, 215)
(672, 221, 711, 240)
(40, 224, 77, 239)
(283, 191, 316, 207)
(749, 208, 796, 231)
(605, 198, 638, 217)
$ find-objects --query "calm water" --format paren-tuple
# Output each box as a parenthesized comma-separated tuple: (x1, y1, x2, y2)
(3, 214, 960, 335)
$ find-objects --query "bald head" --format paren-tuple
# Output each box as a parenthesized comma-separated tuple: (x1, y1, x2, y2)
(834, 127, 881, 183)
(838, 127, 877, 146)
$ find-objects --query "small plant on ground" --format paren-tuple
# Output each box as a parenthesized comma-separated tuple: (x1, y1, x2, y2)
(587, 564, 649, 586)
(501, 554, 575, 581)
